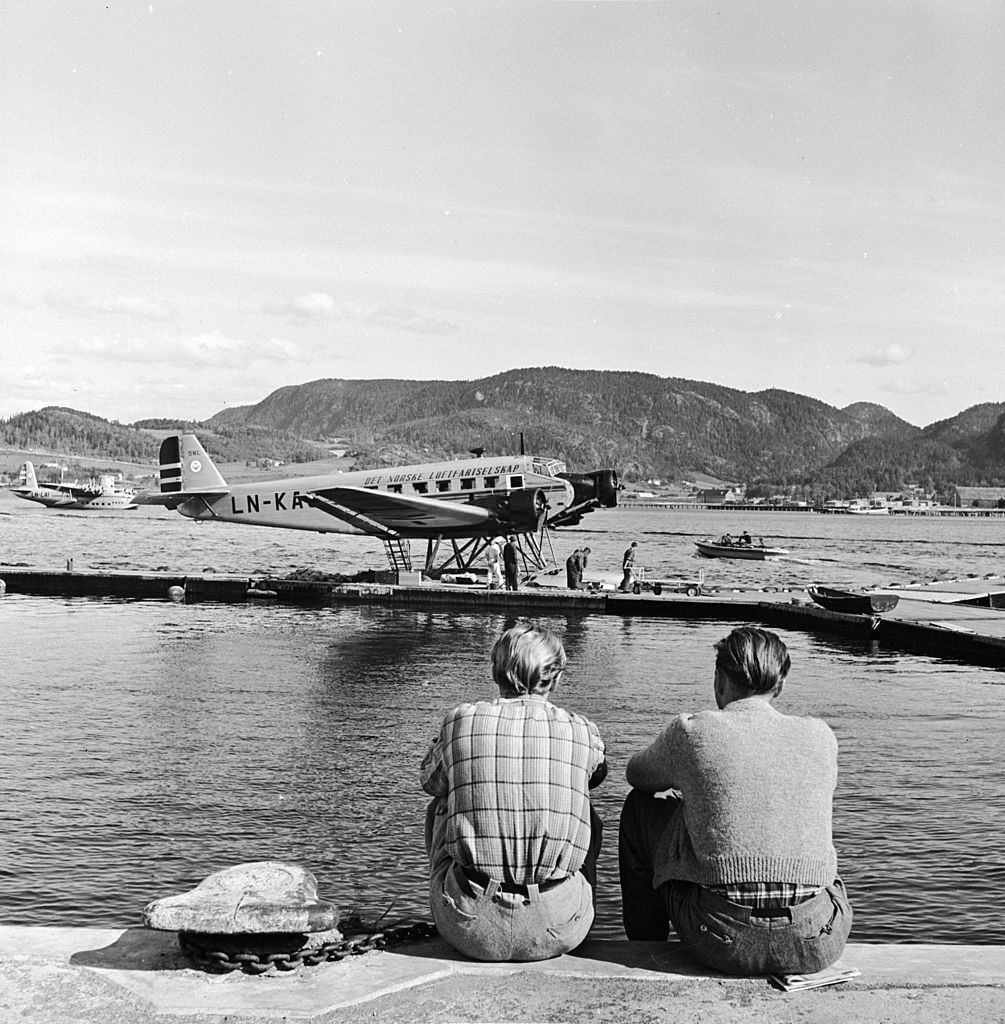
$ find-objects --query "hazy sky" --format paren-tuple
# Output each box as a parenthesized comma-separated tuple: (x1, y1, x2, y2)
(2, 2, 1001, 427)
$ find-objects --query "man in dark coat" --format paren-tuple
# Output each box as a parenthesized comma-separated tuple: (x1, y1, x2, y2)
(503, 535, 520, 591)
(566, 548, 582, 589)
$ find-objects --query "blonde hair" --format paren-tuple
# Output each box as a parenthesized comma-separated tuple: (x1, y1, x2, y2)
(491, 624, 567, 696)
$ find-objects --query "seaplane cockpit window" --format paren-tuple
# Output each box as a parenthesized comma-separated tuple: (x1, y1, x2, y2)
(460, 478, 476, 491)
(436, 480, 452, 492)
(413, 481, 428, 494)
(532, 458, 566, 477)
(508, 475, 524, 489)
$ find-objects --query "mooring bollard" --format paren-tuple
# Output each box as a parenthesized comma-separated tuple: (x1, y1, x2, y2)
(142, 860, 437, 974)
(66, 557, 74, 571)
(143, 861, 343, 974)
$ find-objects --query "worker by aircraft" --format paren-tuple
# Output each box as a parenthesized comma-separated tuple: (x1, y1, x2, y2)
(11, 461, 138, 511)
(137, 434, 618, 577)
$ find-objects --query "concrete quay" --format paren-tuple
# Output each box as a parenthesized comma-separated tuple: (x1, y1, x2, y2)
(1, 926, 1003, 1024)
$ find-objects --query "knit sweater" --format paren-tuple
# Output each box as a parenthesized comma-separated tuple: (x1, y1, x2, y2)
(626, 699, 839, 889)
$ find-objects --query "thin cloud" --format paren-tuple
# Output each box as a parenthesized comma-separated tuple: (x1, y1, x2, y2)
(101, 297, 177, 321)
(76, 332, 304, 368)
(880, 378, 950, 397)
(369, 305, 458, 335)
(852, 344, 913, 367)
(264, 292, 458, 335)
(42, 290, 176, 322)
(264, 292, 337, 317)
(77, 337, 154, 362)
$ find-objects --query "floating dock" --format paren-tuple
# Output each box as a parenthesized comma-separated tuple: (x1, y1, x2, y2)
(2, 566, 1003, 667)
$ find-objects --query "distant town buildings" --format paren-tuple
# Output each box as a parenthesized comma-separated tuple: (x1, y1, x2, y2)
(954, 486, 1005, 509)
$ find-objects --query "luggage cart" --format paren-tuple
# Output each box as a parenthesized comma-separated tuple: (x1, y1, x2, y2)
(626, 566, 706, 597)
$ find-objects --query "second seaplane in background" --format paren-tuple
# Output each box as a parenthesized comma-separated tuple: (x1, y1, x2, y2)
(11, 460, 138, 510)
(137, 434, 619, 578)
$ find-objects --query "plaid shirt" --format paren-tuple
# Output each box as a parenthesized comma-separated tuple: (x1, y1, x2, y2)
(421, 695, 605, 886)
(709, 881, 823, 908)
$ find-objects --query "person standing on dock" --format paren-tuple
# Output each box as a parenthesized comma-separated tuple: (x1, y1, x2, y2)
(485, 537, 503, 589)
(502, 535, 520, 591)
(420, 624, 607, 961)
(620, 541, 638, 592)
(566, 548, 583, 589)
(618, 626, 852, 976)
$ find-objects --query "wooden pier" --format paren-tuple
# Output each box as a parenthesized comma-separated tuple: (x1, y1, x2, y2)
(1, 566, 1003, 667)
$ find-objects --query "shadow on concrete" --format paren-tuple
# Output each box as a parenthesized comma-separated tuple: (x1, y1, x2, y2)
(571, 938, 716, 976)
(69, 927, 186, 972)
(388, 935, 716, 978)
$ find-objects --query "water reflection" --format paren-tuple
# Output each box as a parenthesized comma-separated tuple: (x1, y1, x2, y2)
(1, 596, 1003, 943)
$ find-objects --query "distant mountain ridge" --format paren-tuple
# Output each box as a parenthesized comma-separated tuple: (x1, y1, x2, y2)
(3, 369, 1003, 497)
(202, 368, 930, 482)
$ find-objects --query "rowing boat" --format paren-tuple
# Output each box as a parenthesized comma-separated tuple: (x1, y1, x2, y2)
(807, 586, 900, 614)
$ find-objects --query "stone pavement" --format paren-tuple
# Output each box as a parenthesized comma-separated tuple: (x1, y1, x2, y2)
(0, 926, 1003, 1023)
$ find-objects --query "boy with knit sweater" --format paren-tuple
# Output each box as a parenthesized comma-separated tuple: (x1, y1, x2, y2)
(619, 626, 852, 975)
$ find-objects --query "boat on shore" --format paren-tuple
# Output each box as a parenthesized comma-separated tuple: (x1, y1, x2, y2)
(807, 585, 900, 614)
(695, 536, 789, 560)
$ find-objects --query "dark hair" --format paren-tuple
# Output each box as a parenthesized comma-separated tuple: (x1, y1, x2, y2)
(713, 627, 790, 695)
(491, 624, 567, 696)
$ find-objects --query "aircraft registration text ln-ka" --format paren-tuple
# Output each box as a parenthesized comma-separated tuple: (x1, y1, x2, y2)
(137, 434, 618, 576)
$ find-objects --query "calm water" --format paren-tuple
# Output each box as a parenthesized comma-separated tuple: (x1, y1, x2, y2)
(1, 490, 1004, 942)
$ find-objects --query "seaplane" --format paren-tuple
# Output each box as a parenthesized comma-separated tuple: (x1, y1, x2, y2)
(136, 433, 619, 577)
(11, 461, 138, 510)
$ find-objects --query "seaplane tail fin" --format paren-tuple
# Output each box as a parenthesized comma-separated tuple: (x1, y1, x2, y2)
(17, 461, 39, 490)
(135, 433, 229, 507)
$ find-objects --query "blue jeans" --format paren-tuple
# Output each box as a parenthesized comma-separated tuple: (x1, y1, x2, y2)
(425, 799, 599, 961)
(619, 789, 853, 975)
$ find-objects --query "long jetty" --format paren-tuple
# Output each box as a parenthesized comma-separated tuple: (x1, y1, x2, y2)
(2, 565, 1003, 667)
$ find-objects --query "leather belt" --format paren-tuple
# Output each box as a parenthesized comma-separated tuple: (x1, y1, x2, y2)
(459, 864, 569, 896)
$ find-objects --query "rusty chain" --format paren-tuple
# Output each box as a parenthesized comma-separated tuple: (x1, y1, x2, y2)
(178, 919, 438, 975)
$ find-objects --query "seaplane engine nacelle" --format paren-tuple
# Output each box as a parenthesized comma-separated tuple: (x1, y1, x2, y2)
(496, 487, 550, 529)
(557, 469, 620, 508)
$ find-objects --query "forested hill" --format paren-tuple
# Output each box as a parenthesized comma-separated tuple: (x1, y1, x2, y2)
(0, 408, 329, 468)
(204, 368, 923, 480)
(3, 372, 1003, 495)
(0, 408, 160, 463)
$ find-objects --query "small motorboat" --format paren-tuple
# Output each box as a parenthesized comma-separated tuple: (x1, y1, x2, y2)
(807, 586, 900, 614)
(695, 537, 789, 560)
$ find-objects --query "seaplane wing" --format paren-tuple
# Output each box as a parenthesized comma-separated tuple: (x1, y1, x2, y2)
(64, 485, 100, 501)
(302, 486, 491, 536)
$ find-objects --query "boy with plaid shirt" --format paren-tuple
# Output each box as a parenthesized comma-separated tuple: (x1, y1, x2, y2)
(421, 624, 606, 961)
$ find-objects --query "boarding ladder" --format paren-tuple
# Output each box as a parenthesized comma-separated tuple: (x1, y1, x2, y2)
(383, 538, 412, 573)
